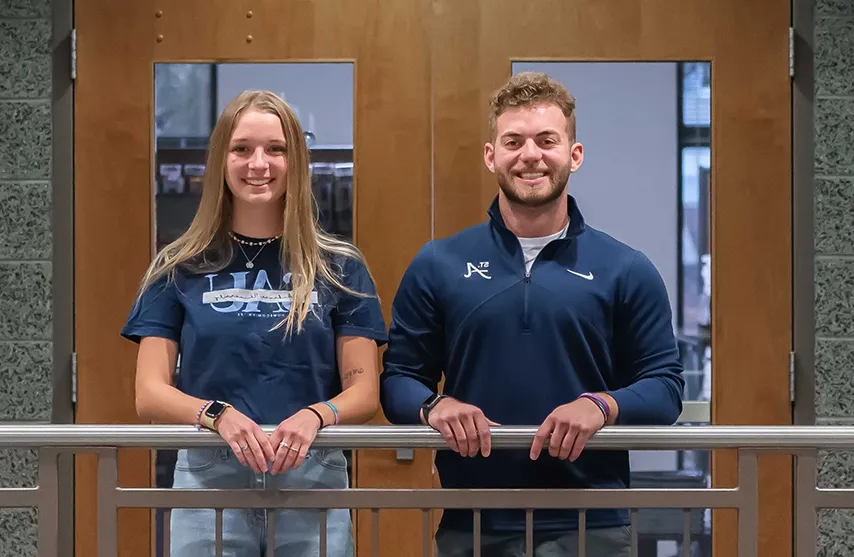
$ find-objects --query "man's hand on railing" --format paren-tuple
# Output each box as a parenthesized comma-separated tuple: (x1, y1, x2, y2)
(530, 398, 606, 462)
(214, 407, 276, 473)
(425, 397, 499, 457)
(269, 409, 323, 474)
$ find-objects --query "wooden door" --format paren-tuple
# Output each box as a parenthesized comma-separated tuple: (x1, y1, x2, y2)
(74, 1, 433, 556)
(76, 1, 792, 556)
(430, 2, 792, 557)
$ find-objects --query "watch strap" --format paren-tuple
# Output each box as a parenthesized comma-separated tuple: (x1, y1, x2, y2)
(200, 401, 231, 431)
(421, 394, 447, 424)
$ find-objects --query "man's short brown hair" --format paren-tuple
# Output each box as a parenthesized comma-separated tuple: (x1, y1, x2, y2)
(488, 71, 577, 141)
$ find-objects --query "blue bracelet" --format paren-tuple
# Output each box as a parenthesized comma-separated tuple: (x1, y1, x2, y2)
(322, 401, 340, 425)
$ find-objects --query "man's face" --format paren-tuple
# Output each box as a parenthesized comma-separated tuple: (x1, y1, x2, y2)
(484, 103, 583, 208)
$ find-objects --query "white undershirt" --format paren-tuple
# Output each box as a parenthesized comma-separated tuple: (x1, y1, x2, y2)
(517, 222, 570, 274)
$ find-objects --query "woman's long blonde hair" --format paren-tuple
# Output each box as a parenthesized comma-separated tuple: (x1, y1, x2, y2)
(139, 90, 371, 335)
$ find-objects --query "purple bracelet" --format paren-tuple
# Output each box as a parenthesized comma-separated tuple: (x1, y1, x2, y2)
(578, 393, 610, 423)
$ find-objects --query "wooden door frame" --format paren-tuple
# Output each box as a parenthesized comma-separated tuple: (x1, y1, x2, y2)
(74, 1, 433, 556)
(431, 2, 793, 557)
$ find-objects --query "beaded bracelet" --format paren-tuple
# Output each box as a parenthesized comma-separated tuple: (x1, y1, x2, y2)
(194, 400, 212, 430)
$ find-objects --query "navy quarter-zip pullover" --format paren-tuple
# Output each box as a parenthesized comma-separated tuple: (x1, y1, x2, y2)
(380, 195, 685, 533)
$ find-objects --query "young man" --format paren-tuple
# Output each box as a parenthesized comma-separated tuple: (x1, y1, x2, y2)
(380, 71, 684, 556)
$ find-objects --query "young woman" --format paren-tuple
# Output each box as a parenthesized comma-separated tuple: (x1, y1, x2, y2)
(122, 90, 386, 556)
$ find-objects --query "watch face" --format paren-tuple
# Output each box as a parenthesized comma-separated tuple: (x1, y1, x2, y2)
(205, 401, 226, 418)
(423, 394, 441, 409)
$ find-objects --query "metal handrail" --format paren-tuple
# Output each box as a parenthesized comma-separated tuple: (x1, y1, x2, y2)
(0, 423, 852, 449)
(0, 424, 848, 556)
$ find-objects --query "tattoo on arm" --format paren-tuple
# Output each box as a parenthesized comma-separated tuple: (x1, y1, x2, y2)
(342, 367, 365, 382)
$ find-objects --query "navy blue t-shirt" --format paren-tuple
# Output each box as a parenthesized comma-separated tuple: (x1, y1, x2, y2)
(121, 238, 388, 425)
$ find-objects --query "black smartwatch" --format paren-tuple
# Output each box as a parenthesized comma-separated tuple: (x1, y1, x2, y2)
(420, 393, 447, 425)
(201, 400, 232, 431)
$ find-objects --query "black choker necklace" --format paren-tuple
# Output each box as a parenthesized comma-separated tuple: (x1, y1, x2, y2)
(229, 231, 282, 247)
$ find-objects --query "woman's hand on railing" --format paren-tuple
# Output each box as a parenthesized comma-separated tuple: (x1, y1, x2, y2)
(215, 408, 276, 473)
(269, 409, 323, 474)
(426, 398, 499, 458)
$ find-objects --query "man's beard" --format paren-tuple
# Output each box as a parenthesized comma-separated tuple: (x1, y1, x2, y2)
(496, 165, 571, 208)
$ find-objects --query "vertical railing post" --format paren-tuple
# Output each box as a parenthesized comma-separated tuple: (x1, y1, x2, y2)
(36, 448, 59, 557)
(736, 449, 759, 557)
(795, 450, 818, 557)
(97, 448, 119, 557)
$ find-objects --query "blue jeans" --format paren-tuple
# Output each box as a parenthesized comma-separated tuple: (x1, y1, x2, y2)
(169, 447, 354, 557)
(436, 525, 632, 557)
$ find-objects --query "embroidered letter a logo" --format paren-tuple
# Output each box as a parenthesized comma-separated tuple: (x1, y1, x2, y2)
(464, 262, 491, 279)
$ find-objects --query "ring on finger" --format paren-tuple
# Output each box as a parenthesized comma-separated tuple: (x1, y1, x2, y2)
(239, 442, 249, 451)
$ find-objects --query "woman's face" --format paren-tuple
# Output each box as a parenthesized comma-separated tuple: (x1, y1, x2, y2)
(224, 109, 289, 207)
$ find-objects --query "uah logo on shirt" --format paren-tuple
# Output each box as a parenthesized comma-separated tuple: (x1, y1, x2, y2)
(202, 270, 318, 316)
(464, 261, 491, 279)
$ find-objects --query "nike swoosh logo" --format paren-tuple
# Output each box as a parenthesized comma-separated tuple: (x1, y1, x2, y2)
(567, 269, 594, 280)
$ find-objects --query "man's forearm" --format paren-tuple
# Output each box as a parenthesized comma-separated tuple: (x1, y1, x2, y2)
(380, 372, 435, 424)
(606, 376, 683, 425)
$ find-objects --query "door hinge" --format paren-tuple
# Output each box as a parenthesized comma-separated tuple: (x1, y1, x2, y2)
(70, 28, 77, 81)
(789, 351, 796, 403)
(71, 351, 77, 405)
(789, 27, 795, 78)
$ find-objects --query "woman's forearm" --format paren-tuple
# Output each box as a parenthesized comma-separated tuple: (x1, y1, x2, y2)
(311, 381, 379, 426)
(136, 380, 212, 426)
(135, 337, 213, 427)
